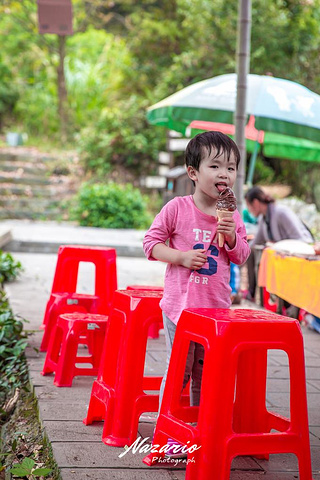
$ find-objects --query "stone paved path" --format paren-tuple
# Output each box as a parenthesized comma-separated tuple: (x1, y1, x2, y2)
(6, 252, 320, 480)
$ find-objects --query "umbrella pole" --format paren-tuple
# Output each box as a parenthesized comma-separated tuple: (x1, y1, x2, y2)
(246, 140, 260, 187)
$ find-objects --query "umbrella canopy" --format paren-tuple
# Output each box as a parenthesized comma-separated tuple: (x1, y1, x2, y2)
(189, 117, 320, 163)
(147, 73, 320, 143)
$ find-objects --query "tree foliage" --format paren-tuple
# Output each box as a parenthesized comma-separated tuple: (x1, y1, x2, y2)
(0, 0, 320, 192)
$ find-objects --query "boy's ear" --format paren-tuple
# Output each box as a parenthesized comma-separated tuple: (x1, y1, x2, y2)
(187, 166, 197, 181)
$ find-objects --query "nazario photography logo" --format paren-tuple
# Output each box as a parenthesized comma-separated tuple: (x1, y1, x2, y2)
(118, 436, 201, 463)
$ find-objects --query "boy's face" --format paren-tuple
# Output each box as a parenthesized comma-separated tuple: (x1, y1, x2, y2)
(187, 146, 237, 200)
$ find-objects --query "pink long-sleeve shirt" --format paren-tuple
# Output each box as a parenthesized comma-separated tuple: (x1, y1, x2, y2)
(143, 195, 250, 325)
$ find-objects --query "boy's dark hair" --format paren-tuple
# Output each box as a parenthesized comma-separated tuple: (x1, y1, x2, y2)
(185, 131, 241, 170)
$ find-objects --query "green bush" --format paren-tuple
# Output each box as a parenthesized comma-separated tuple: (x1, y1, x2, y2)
(72, 182, 153, 229)
(0, 253, 26, 411)
(0, 251, 23, 286)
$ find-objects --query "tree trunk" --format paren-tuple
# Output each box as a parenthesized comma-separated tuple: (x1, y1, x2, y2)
(57, 34, 68, 141)
(234, 0, 252, 215)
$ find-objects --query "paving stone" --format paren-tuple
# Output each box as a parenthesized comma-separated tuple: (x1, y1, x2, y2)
(255, 453, 299, 472)
(43, 420, 102, 442)
(304, 357, 320, 367)
(51, 442, 184, 469)
(267, 365, 290, 379)
(255, 450, 320, 474)
(311, 426, 320, 438)
(38, 401, 89, 421)
(310, 432, 320, 446)
(267, 392, 320, 409)
(266, 378, 290, 393)
(34, 380, 94, 402)
(306, 367, 320, 380)
(266, 392, 290, 409)
(138, 422, 155, 440)
(311, 445, 320, 470)
(308, 379, 320, 392)
(59, 468, 173, 480)
(304, 348, 320, 358)
(271, 406, 320, 426)
(306, 381, 320, 393)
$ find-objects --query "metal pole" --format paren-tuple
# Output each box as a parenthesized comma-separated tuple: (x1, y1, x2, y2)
(246, 140, 260, 186)
(234, 0, 252, 215)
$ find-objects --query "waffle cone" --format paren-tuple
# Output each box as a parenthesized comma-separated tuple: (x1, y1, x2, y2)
(217, 210, 234, 247)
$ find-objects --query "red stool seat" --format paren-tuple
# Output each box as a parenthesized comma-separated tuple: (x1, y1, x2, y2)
(40, 293, 100, 351)
(83, 290, 166, 446)
(126, 285, 164, 338)
(40, 245, 117, 352)
(144, 308, 312, 480)
(41, 313, 108, 387)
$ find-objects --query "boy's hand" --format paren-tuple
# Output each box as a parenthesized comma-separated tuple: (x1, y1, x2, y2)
(180, 249, 207, 270)
(217, 216, 236, 249)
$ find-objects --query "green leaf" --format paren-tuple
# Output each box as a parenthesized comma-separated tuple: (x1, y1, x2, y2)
(11, 438, 17, 452)
(32, 467, 52, 476)
(21, 456, 35, 470)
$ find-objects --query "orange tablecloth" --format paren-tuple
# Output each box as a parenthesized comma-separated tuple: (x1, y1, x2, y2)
(258, 247, 320, 317)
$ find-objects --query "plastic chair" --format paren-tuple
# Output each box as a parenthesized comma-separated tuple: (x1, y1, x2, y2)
(83, 289, 166, 446)
(40, 245, 117, 352)
(126, 285, 164, 338)
(144, 308, 312, 480)
(41, 312, 108, 387)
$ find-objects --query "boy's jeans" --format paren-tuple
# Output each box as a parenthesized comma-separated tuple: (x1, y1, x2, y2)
(158, 313, 204, 412)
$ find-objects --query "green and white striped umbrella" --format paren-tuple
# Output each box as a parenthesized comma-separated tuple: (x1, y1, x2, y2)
(147, 73, 320, 144)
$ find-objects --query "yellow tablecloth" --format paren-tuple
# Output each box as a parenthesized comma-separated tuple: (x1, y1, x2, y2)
(258, 247, 320, 317)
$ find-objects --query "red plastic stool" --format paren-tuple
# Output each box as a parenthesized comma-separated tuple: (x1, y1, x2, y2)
(126, 285, 164, 338)
(40, 245, 117, 352)
(83, 290, 167, 446)
(41, 313, 108, 387)
(261, 287, 278, 312)
(144, 308, 312, 480)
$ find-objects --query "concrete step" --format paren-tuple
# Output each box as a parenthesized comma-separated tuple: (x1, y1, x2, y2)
(0, 174, 51, 185)
(0, 161, 48, 176)
(0, 183, 76, 197)
(0, 147, 81, 221)
(0, 150, 56, 163)
(0, 196, 60, 208)
(0, 184, 55, 197)
(0, 208, 62, 220)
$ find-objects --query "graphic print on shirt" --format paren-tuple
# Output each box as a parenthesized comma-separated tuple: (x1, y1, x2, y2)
(189, 227, 219, 285)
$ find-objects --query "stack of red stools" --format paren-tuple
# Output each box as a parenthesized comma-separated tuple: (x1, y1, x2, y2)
(83, 289, 186, 447)
(41, 312, 109, 387)
(143, 308, 312, 480)
(40, 245, 117, 352)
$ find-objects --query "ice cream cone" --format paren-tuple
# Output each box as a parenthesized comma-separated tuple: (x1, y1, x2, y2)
(217, 210, 234, 247)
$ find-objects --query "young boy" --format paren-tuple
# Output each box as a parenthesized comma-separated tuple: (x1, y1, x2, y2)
(143, 131, 250, 453)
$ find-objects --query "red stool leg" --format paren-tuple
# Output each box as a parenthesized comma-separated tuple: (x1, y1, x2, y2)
(83, 306, 127, 430)
(41, 324, 64, 375)
(262, 287, 277, 313)
(104, 296, 162, 446)
(286, 331, 312, 480)
(84, 290, 163, 447)
(53, 322, 79, 387)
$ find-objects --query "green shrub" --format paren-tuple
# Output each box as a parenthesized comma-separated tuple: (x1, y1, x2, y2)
(0, 291, 28, 410)
(0, 251, 23, 286)
(0, 253, 26, 411)
(72, 182, 153, 229)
